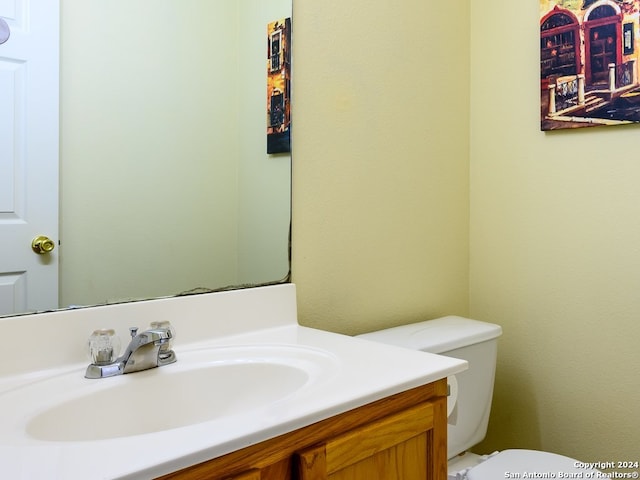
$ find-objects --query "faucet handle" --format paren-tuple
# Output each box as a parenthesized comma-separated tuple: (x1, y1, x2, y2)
(129, 327, 139, 338)
(87, 329, 121, 366)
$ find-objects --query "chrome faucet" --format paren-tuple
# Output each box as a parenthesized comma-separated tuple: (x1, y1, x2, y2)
(85, 326, 177, 379)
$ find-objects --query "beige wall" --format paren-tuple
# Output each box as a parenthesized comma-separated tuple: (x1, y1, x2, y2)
(291, 0, 471, 334)
(292, 0, 640, 467)
(470, 0, 640, 463)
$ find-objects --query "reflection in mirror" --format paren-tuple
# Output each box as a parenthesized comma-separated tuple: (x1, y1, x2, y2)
(55, 1, 291, 313)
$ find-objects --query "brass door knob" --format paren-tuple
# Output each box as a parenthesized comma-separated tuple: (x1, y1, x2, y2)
(32, 235, 56, 254)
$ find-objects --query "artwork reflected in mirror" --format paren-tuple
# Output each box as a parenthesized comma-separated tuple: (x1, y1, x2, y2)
(267, 18, 291, 154)
(540, 0, 640, 130)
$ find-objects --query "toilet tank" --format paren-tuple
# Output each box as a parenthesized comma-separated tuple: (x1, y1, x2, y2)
(357, 316, 502, 459)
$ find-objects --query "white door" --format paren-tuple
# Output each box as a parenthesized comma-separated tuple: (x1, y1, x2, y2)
(0, 0, 59, 315)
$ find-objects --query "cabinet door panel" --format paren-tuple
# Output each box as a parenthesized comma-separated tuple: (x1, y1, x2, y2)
(331, 433, 427, 480)
(297, 401, 435, 480)
(327, 401, 433, 473)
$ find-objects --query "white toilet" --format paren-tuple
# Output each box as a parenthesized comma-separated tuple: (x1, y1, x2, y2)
(357, 316, 600, 480)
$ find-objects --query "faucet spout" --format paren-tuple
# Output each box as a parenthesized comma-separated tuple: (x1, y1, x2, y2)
(122, 327, 176, 373)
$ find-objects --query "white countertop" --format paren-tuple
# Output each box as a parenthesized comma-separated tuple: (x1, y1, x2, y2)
(0, 284, 467, 479)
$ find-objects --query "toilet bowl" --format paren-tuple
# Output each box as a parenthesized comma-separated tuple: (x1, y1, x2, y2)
(449, 450, 600, 480)
(357, 316, 601, 480)
(464, 449, 600, 479)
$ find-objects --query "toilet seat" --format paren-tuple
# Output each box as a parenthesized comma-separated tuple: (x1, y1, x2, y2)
(467, 449, 600, 480)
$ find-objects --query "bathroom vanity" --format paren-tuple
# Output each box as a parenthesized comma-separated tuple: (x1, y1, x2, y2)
(0, 285, 466, 479)
(158, 380, 446, 479)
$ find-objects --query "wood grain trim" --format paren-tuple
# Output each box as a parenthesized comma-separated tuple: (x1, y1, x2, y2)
(430, 395, 448, 480)
(225, 469, 261, 480)
(297, 444, 328, 480)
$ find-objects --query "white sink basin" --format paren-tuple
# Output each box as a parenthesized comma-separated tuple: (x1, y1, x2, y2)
(0, 285, 469, 480)
(2, 344, 339, 442)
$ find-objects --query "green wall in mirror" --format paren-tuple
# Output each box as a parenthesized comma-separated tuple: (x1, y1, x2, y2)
(52, 0, 292, 312)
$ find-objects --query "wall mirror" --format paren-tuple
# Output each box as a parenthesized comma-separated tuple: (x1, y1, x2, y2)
(8, 0, 292, 316)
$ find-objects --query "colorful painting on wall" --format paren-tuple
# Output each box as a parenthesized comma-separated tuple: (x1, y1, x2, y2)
(267, 18, 291, 153)
(540, 0, 640, 130)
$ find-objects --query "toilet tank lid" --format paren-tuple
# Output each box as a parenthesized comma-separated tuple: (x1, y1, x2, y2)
(357, 316, 502, 354)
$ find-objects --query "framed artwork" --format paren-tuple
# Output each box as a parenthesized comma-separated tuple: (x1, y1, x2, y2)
(267, 17, 291, 153)
(540, 0, 640, 130)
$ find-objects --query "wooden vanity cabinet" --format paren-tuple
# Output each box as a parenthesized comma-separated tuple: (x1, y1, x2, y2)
(156, 379, 448, 480)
